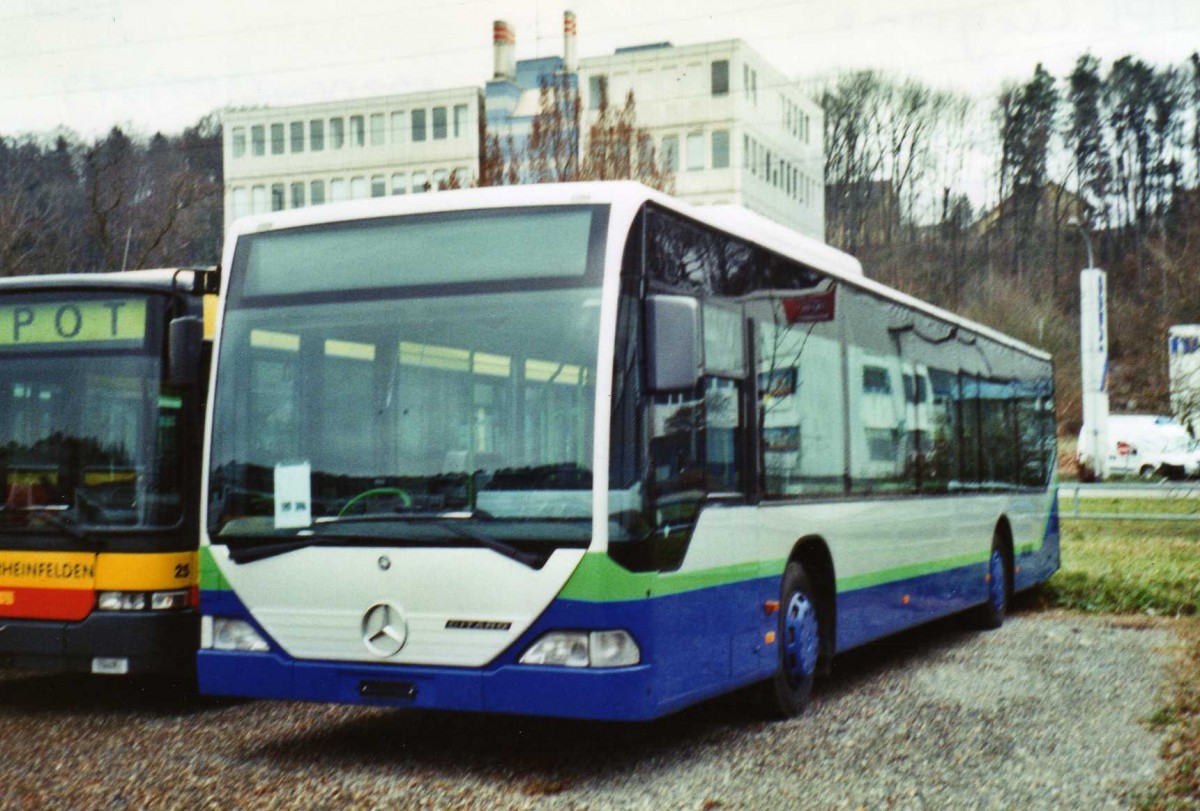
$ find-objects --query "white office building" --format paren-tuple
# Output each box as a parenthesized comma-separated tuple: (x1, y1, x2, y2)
(223, 88, 482, 227)
(222, 15, 824, 241)
(578, 38, 823, 239)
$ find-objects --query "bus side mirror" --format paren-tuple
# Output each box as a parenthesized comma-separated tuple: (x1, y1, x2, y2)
(169, 316, 204, 387)
(647, 295, 702, 392)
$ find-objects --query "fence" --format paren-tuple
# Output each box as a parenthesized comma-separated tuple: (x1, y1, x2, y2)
(1059, 482, 1200, 522)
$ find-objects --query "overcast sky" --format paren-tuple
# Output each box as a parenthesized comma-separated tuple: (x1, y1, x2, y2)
(1, 0, 1198, 140)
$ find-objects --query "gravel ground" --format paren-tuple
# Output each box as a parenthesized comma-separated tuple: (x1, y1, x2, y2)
(0, 608, 1174, 810)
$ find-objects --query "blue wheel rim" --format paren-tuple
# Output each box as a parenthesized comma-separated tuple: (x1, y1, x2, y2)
(783, 591, 819, 684)
(988, 549, 1006, 615)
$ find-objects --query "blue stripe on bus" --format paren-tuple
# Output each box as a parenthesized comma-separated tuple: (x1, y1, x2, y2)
(198, 535, 1056, 720)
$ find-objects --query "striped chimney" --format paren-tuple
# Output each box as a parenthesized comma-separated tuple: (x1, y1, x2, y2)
(493, 20, 516, 81)
(563, 11, 577, 71)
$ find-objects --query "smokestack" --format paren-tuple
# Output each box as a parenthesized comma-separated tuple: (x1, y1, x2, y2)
(493, 20, 516, 81)
(563, 11, 577, 72)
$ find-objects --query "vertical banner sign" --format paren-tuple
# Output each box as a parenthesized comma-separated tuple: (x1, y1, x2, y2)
(1080, 269, 1109, 477)
(1168, 325, 1200, 435)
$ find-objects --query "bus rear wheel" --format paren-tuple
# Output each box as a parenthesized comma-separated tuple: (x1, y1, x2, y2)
(750, 561, 820, 719)
(975, 536, 1010, 630)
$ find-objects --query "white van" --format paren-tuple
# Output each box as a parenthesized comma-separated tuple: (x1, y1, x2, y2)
(1079, 415, 1200, 479)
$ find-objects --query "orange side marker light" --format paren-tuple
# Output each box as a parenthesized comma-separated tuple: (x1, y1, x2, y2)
(765, 631, 777, 645)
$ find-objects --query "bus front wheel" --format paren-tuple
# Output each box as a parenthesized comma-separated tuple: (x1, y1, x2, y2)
(750, 561, 820, 719)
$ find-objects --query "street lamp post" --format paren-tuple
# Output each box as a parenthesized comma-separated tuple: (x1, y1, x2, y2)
(1070, 217, 1108, 480)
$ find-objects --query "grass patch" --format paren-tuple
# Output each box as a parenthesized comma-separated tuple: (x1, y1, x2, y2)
(1044, 517, 1200, 616)
(1043, 502, 1200, 808)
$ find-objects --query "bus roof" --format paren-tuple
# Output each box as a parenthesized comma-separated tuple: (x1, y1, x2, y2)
(225, 181, 1051, 363)
(0, 268, 214, 295)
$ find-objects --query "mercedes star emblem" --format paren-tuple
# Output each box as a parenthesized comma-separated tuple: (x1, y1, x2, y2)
(361, 601, 408, 657)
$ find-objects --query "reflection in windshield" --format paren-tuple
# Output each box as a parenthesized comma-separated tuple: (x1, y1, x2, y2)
(209, 288, 600, 540)
(0, 355, 182, 531)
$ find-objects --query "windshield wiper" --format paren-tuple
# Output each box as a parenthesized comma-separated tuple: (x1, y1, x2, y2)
(429, 519, 543, 569)
(226, 533, 371, 564)
(225, 516, 544, 569)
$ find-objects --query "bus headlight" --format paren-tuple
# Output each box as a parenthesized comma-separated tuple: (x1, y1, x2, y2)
(209, 617, 270, 652)
(97, 590, 192, 611)
(97, 591, 146, 611)
(150, 590, 190, 610)
(519, 630, 640, 668)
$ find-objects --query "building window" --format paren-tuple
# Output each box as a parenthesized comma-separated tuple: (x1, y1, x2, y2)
(290, 182, 305, 208)
(310, 120, 324, 152)
(369, 113, 385, 146)
(371, 175, 386, 197)
(412, 171, 428, 193)
(412, 109, 427, 142)
(290, 122, 304, 153)
(862, 366, 892, 394)
(270, 183, 285, 211)
(231, 187, 248, 219)
(250, 125, 265, 157)
(391, 173, 407, 195)
(231, 127, 246, 158)
(310, 180, 325, 206)
(432, 107, 448, 140)
(350, 177, 368, 199)
(270, 124, 284, 155)
(330, 178, 348, 202)
(743, 65, 757, 104)
(712, 130, 730, 169)
(588, 75, 603, 111)
(453, 104, 468, 137)
(432, 169, 448, 189)
(661, 135, 679, 173)
(391, 111, 406, 143)
(330, 117, 345, 149)
(686, 132, 705, 171)
(251, 185, 267, 214)
(711, 60, 729, 96)
(349, 115, 365, 147)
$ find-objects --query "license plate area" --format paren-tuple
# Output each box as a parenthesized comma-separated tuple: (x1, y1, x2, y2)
(92, 657, 130, 675)
(358, 679, 417, 701)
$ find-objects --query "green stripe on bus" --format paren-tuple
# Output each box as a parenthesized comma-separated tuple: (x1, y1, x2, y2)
(199, 546, 231, 591)
(558, 553, 786, 602)
(564, 546, 1005, 602)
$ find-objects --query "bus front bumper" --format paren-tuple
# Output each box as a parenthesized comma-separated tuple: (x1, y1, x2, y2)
(198, 649, 661, 721)
(0, 610, 198, 676)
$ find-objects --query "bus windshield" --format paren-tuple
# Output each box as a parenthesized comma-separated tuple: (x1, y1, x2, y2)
(0, 323, 183, 533)
(209, 254, 603, 544)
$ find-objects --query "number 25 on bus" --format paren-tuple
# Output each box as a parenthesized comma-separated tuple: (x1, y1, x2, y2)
(198, 183, 1058, 720)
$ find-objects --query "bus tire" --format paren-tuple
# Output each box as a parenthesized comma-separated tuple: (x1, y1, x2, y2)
(751, 561, 820, 719)
(975, 534, 1010, 630)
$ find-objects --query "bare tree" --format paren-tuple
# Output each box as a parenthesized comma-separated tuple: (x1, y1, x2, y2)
(482, 72, 673, 193)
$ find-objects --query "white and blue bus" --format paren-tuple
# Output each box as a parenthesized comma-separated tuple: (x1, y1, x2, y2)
(198, 183, 1058, 720)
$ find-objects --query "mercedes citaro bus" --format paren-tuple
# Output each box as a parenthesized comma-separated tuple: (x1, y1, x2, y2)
(198, 183, 1057, 720)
